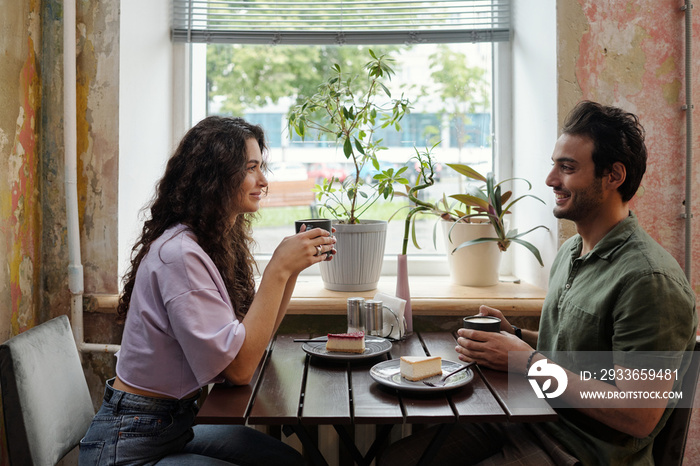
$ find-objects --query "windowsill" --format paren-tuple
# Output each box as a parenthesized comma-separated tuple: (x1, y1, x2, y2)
(287, 275, 546, 317)
(85, 276, 546, 317)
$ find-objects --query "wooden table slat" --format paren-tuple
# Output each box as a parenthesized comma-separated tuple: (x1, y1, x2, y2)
(302, 358, 353, 424)
(350, 355, 404, 424)
(386, 334, 458, 423)
(388, 333, 428, 359)
(195, 347, 270, 425)
(478, 368, 558, 422)
(248, 334, 307, 424)
(419, 332, 460, 362)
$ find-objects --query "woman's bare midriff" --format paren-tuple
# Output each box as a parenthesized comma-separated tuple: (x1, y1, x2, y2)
(113, 376, 198, 400)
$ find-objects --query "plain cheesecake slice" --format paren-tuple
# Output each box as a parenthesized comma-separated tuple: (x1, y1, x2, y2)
(400, 356, 442, 381)
(325, 332, 365, 354)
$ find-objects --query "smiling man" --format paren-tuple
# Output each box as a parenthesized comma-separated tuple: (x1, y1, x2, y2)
(379, 101, 697, 466)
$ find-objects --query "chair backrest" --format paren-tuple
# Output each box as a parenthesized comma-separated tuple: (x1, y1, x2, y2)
(652, 336, 700, 466)
(0, 315, 95, 466)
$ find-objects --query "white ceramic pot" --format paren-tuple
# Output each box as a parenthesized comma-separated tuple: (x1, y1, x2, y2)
(320, 220, 387, 291)
(441, 219, 501, 287)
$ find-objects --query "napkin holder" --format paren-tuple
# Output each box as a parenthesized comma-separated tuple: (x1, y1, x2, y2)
(373, 292, 407, 340)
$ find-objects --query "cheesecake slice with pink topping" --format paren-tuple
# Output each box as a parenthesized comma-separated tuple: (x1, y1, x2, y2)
(325, 332, 365, 354)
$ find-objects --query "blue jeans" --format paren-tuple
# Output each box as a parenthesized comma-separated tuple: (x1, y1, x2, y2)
(79, 379, 305, 465)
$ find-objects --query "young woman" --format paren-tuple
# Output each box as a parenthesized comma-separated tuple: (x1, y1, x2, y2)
(79, 116, 334, 465)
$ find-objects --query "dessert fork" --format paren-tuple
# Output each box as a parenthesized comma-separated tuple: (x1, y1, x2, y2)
(422, 361, 477, 387)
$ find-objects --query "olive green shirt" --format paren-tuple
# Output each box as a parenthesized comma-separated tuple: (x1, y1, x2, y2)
(538, 212, 697, 466)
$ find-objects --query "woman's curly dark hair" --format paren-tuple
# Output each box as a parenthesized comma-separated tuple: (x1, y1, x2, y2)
(117, 116, 267, 322)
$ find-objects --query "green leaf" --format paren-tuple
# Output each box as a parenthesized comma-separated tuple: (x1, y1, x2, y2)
(354, 138, 365, 155)
(511, 238, 545, 266)
(497, 177, 533, 191)
(503, 194, 547, 213)
(510, 225, 550, 239)
(446, 163, 487, 182)
(451, 237, 499, 254)
(343, 137, 353, 157)
(379, 82, 391, 97)
(450, 194, 490, 211)
(410, 215, 422, 249)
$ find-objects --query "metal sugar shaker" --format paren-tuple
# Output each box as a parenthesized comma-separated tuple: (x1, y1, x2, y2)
(346, 297, 366, 333)
(364, 300, 384, 337)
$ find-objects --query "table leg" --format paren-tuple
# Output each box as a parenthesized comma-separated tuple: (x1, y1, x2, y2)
(416, 423, 456, 466)
(334, 425, 366, 465)
(333, 424, 394, 466)
(364, 424, 394, 464)
(283, 424, 329, 466)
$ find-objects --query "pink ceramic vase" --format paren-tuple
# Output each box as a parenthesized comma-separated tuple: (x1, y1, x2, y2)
(395, 254, 412, 333)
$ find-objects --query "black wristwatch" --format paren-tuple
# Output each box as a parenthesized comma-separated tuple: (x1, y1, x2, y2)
(512, 325, 522, 339)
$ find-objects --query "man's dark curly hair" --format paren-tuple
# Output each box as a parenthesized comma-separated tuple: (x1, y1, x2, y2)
(117, 116, 267, 322)
(562, 101, 647, 202)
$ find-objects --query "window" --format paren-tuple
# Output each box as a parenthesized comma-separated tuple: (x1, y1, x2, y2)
(173, 0, 511, 274)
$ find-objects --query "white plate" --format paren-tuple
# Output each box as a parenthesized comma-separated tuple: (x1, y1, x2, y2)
(301, 336, 392, 361)
(370, 359, 474, 392)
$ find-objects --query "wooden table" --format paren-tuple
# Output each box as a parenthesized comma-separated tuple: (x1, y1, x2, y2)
(196, 332, 557, 466)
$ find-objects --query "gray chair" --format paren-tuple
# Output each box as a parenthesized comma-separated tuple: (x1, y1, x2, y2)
(652, 336, 700, 466)
(0, 315, 95, 465)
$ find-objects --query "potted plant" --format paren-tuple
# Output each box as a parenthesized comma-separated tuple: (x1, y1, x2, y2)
(288, 49, 410, 291)
(399, 162, 549, 286)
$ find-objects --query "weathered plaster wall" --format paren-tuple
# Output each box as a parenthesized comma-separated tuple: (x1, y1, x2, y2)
(0, 0, 121, 459)
(61, 0, 123, 405)
(0, 0, 42, 462)
(40, 0, 120, 313)
(37, 1, 122, 412)
(0, 0, 42, 340)
(558, 0, 700, 300)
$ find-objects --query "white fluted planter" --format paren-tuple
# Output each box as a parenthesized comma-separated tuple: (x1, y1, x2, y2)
(320, 220, 387, 291)
(441, 219, 501, 287)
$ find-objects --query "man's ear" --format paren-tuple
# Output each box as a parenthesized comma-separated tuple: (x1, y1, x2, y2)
(604, 162, 626, 191)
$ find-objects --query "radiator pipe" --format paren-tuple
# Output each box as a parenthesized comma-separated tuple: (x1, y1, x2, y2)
(64, 0, 119, 355)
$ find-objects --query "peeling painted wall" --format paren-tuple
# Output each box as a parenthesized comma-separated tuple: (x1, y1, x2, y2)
(0, 0, 42, 339)
(0, 0, 121, 459)
(0, 0, 42, 462)
(558, 0, 699, 301)
(40, 0, 120, 319)
(42, 0, 122, 409)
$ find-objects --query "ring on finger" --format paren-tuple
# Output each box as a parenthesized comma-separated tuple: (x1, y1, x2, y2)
(315, 245, 322, 256)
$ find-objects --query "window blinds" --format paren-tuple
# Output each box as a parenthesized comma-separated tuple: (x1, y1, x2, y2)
(172, 0, 511, 44)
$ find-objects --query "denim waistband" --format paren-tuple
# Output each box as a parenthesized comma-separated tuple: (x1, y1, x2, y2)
(104, 378, 201, 414)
